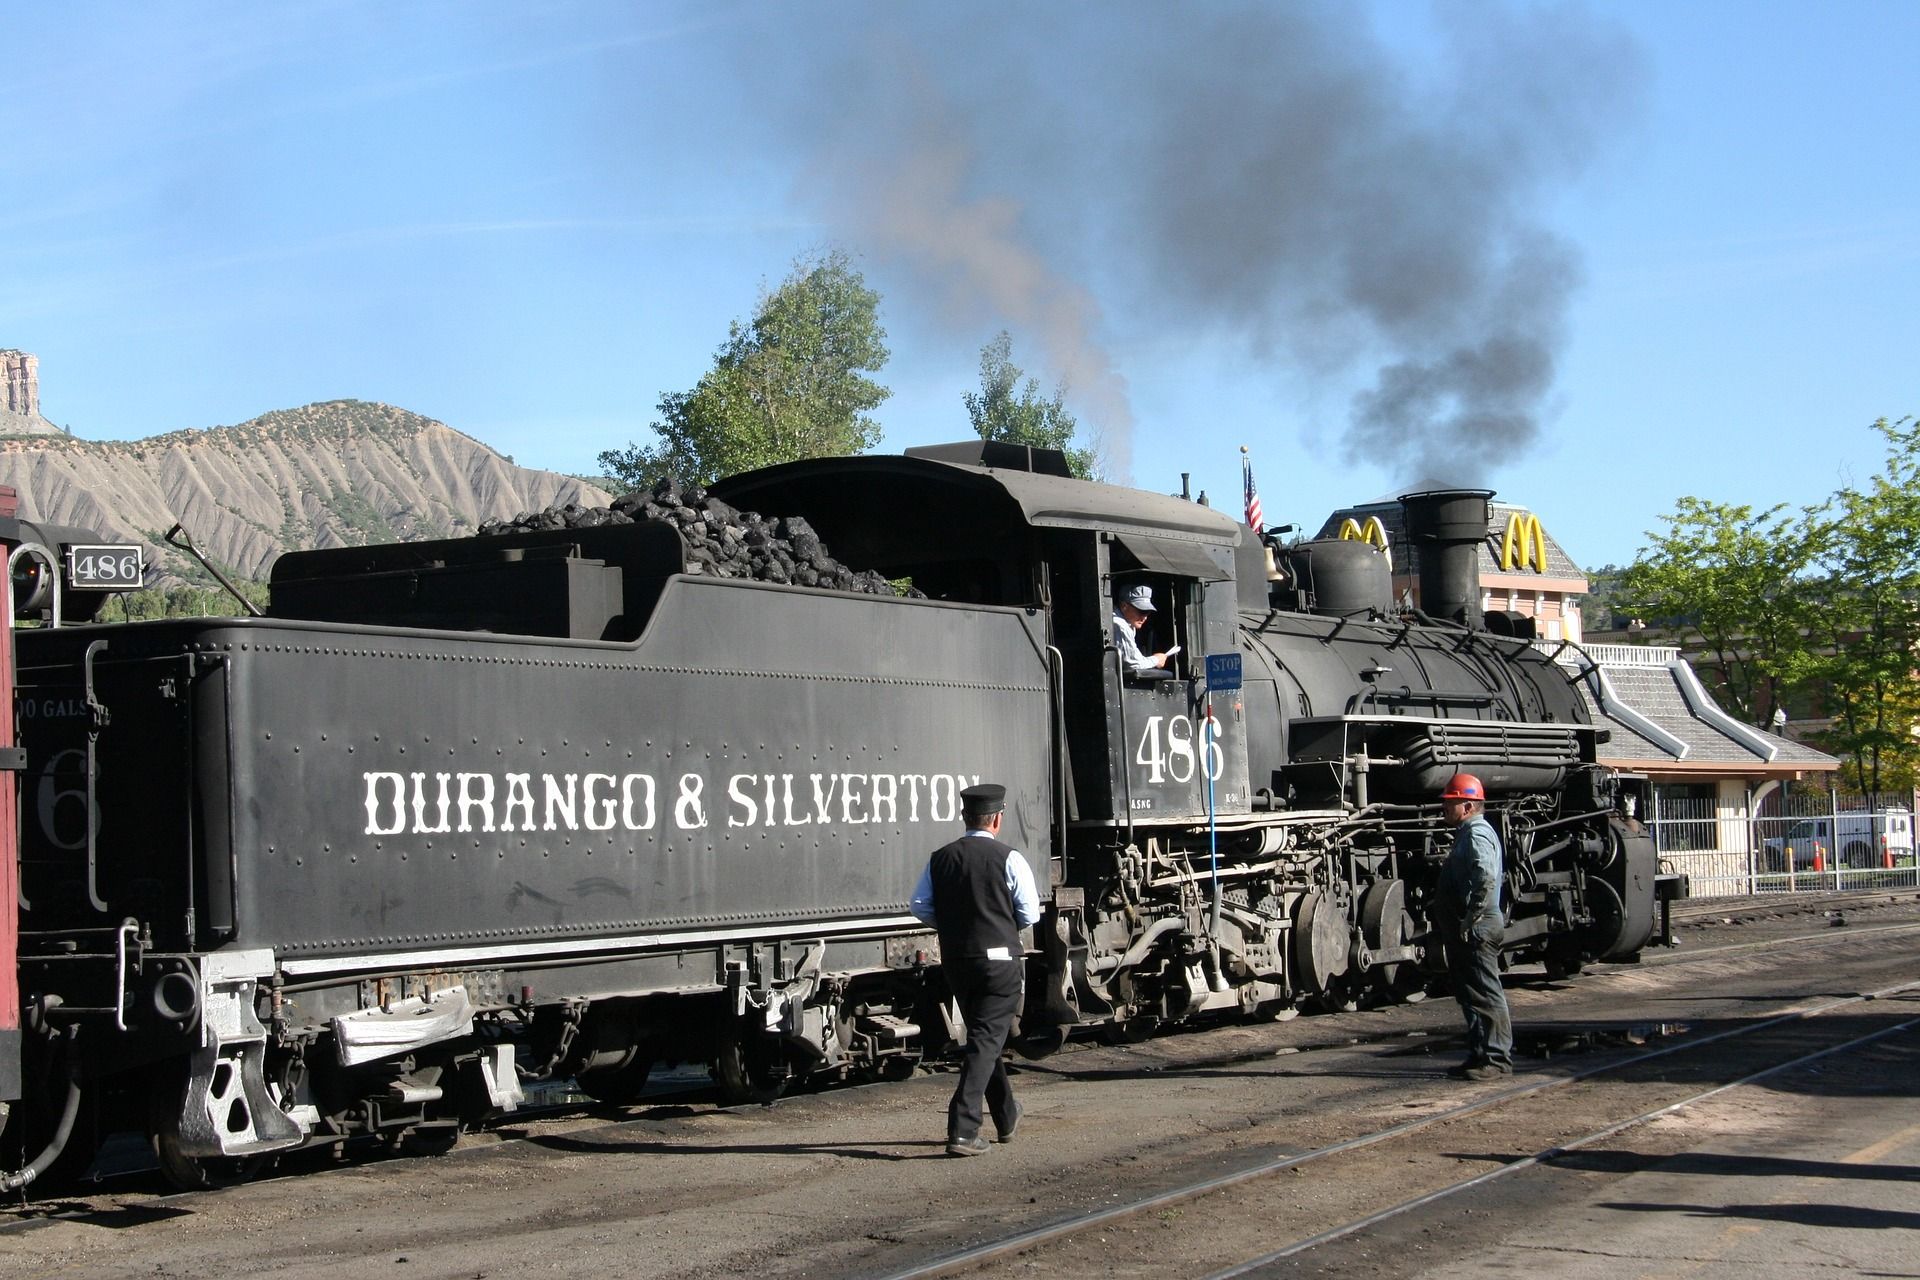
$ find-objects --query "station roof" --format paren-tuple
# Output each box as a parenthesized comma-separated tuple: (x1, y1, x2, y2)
(1553, 646, 1838, 777)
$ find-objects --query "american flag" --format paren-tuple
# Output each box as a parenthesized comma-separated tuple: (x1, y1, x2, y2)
(1241, 447, 1263, 532)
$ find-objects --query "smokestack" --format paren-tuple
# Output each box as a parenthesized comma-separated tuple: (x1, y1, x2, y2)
(1398, 488, 1494, 628)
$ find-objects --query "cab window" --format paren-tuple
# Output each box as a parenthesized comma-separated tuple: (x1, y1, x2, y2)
(1110, 573, 1193, 683)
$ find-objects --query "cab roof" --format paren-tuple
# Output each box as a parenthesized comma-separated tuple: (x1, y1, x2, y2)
(713, 449, 1241, 548)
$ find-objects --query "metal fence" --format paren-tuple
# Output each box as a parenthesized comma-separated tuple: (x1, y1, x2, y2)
(1649, 789, 1919, 899)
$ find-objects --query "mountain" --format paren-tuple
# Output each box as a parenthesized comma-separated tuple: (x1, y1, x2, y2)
(0, 400, 611, 586)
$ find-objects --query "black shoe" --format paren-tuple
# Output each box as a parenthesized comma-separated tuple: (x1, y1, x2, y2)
(1445, 1060, 1482, 1079)
(995, 1101, 1024, 1144)
(946, 1134, 991, 1157)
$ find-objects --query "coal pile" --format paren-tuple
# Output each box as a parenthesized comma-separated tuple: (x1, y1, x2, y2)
(477, 476, 918, 597)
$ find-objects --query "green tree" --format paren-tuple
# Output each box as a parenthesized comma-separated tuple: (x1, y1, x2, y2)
(1581, 563, 1628, 632)
(1616, 499, 1819, 727)
(599, 250, 890, 490)
(103, 579, 269, 621)
(1801, 417, 1920, 793)
(963, 331, 1096, 479)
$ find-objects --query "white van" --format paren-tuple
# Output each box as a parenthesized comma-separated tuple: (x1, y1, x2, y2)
(1847, 808, 1917, 867)
(1763, 809, 1914, 870)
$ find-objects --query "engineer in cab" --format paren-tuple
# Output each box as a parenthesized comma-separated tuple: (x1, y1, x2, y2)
(1112, 585, 1176, 679)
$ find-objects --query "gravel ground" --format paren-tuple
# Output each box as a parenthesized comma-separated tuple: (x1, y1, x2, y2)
(4, 892, 1918, 1280)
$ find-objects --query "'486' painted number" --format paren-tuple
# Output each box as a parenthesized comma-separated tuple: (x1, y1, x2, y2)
(1134, 714, 1223, 785)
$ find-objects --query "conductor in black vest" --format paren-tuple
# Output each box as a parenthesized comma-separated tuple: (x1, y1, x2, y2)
(909, 782, 1043, 1156)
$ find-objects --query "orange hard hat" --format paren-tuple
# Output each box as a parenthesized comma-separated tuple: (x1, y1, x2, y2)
(1441, 772, 1485, 801)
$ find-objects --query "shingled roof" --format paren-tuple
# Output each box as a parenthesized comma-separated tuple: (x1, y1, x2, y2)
(1553, 644, 1837, 777)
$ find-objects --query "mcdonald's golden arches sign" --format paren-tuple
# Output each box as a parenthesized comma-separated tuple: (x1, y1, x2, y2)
(1498, 512, 1550, 573)
(1337, 515, 1392, 568)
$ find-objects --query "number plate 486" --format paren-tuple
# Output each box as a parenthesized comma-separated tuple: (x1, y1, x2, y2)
(1133, 714, 1224, 785)
(66, 544, 145, 590)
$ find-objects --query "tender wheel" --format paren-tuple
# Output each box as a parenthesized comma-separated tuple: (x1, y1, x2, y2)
(148, 1072, 266, 1192)
(713, 1036, 788, 1105)
(876, 1054, 922, 1081)
(396, 1122, 460, 1157)
(1099, 1014, 1162, 1045)
(575, 1054, 653, 1106)
(1012, 1025, 1067, 1060)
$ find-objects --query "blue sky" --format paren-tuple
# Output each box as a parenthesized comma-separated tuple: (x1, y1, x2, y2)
(4, 1, 1915, 569)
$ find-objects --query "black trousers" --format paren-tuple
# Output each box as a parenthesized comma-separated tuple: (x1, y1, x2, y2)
(946, 958, 1023, 1140)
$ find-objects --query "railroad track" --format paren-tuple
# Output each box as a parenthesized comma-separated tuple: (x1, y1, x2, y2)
(11, 906, 1916, 1234)
(868, 976, 1920, 1280)
(1636, 916, 1920, 965)
(1668, 887, 1920, 922)
(1203, 1000, 1920, 1279)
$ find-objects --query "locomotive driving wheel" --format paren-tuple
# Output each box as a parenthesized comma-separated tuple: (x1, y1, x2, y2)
(1291, 889, 1352, 1008)
(1542, 948, 1586, 981)
(1358, 879, 1427, 1004)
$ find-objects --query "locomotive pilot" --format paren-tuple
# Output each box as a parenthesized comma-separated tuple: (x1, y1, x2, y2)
(909, 783, 1042, 1156)
(1111, 585, 1172, 675)
(1435, 772, 1515, 1079)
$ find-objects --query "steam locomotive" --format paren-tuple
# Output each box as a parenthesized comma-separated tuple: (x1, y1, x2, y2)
(1, 442, 1660, 1189)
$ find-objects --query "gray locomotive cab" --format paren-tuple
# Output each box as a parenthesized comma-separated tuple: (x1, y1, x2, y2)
(714, 446, 1252, 832)
(1100, 537, 1248, 824)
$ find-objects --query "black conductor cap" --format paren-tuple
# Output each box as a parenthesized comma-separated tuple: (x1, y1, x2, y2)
(960, 783, 1006, 818)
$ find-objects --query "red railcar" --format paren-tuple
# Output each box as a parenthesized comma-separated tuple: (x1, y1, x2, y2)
(0, 493, 131, 1188)
(1, 485, 19, 1121)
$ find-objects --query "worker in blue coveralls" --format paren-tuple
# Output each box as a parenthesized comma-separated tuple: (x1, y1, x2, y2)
(909, 783, 1042, 1156)
(1435, 772, 1514, 1080)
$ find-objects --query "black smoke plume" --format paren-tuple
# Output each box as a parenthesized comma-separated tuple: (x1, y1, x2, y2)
(744, 3, 1645, 482)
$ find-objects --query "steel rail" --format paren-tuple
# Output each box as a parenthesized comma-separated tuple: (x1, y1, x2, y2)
(1206, 1005, 1920, 1277)
(1668, 887, 1920, 919)
(869, 976, 1920, 1280)
(1632, 918, 1920, 965)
